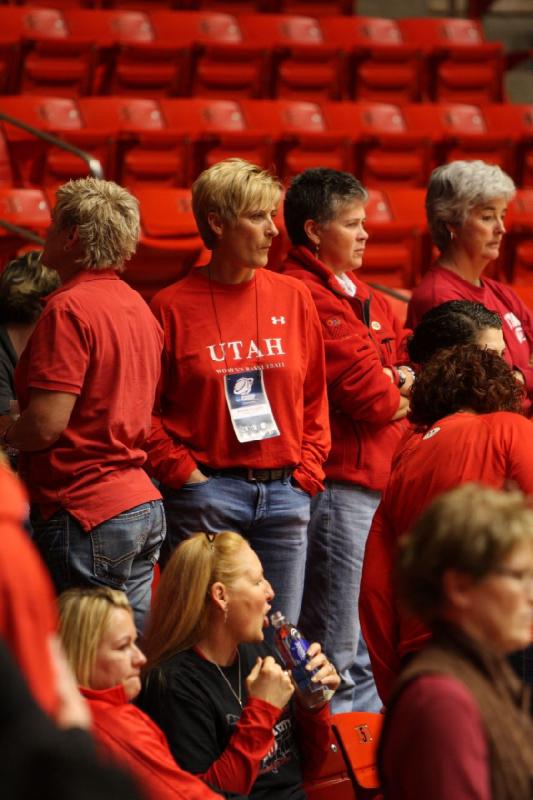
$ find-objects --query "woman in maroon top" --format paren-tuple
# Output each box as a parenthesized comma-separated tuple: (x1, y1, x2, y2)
(379, 484, 533, 800)
(407, 160, 533, 401)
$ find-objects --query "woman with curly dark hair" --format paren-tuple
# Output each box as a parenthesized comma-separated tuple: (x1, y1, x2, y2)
(360, 344, 533, 702)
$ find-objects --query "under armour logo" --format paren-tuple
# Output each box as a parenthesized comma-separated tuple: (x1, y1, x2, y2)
(271, 316, 286, 325)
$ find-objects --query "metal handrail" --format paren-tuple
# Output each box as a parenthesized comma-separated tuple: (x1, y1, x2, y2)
(369, 282, 410, 303)
(0, 219, 45, 244)
(0, 111, 104, 179)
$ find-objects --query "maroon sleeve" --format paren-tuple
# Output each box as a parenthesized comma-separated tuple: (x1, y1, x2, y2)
(381, 675, 491, 800)
(293, 700, 332, 780)
(505, 290, 533, 395)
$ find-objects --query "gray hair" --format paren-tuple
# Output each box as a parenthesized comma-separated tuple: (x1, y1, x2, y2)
(53, 178, 140, 271)
(426, 160, 516, 253)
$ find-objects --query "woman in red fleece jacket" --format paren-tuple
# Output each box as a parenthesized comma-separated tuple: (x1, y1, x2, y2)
(282, 168, 413, 713)
(139, 531, 339, 800)
(58, 586, 221, 800)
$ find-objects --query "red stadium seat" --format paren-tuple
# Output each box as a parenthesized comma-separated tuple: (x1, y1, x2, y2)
(303, 730, 356, 800)
(332, 712, 383, 799)
(358, 188, 424, 288)
(161, 97, 274, 180)
(241, 98, 352, 181)
(0, 6, 98, 97)
(63, 9, 154, 94)
(0, 95, 115, 189)
(0, 187, 50, 268)
(483, 104, 533, 187)
(403, 103, 515, 177)
(505, 190, 533, 284)
(278, 0, 354, 15)
(126, 187, 206, 301)
(237, 14, 344, 101)
(398, 17, 504, 104)
(148, 11, 267, 99)
(320, 17, 422, 103)
(322, 101, 433, 188)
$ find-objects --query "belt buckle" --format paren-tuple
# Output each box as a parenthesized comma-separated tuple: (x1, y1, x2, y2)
(246, 468, 257, 481)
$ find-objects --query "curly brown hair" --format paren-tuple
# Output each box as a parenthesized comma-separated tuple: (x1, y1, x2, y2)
(409, 343, 524, 428)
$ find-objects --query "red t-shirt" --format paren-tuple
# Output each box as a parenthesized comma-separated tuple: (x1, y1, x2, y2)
(407, 264, 533, 397)
(0, 464, 59, 717)
(146, 268, 330, 496)
(15, 270, 163, 530)
(81, 684, 220, 800)
(360, 411, 533, 702)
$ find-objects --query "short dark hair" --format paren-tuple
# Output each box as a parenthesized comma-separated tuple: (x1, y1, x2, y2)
(409, 343, 524, 428)
(284, 168, 368, 247)
(408, 300, 502, 364)
(0, 252, 60, 325)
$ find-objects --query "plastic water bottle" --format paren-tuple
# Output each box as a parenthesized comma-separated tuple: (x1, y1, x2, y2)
(270, 611, 333, 708)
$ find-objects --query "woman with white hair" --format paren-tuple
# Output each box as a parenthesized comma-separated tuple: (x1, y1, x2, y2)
(407, 160, 533, 400)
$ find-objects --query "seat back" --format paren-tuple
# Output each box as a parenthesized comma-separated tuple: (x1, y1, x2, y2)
(332, 711, 384, 793)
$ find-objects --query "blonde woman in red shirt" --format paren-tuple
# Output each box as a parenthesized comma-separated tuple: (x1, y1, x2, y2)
(146, 158, 330, 625)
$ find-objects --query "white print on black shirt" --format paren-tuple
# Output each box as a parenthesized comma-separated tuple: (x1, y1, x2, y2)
(224, 708, 297, 776)
(503, 312, 526, 344)
(207, 338, 286, 362)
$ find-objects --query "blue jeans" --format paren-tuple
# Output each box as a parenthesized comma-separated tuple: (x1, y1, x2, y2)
(161, 475, 310, 625)
(31, 501, 166, 633)
(298, 482, 382, 714)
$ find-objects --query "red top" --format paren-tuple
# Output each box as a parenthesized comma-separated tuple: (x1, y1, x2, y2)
(360, 411, 533, 702)
(80, 684, 220, 800)
(381, 674, 490, 800)
(0, 464, 58, 717)
(283, 246, 410, 491)
(15, 270, 163, 530)
(407, 264, 533, 398)
(146, 268, 330, 496)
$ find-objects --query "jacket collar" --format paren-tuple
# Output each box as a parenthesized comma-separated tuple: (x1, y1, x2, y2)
(286, 246, 370, 301)
(80, 684, 128, 705)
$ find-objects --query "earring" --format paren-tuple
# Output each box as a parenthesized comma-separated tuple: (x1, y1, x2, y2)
(223, 605, 228, 625)
(450, 230, 455, 241)
(315, 242, 320, 259)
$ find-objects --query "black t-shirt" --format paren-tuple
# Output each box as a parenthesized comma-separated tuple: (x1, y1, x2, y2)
(138, 641, 306, 800)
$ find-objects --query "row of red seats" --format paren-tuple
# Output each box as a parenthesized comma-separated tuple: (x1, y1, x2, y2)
(1, 96, 531, 191)
(1, 183, 532, 296)
(2, 0, 355, 15)
(0, 8, 510, 103)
